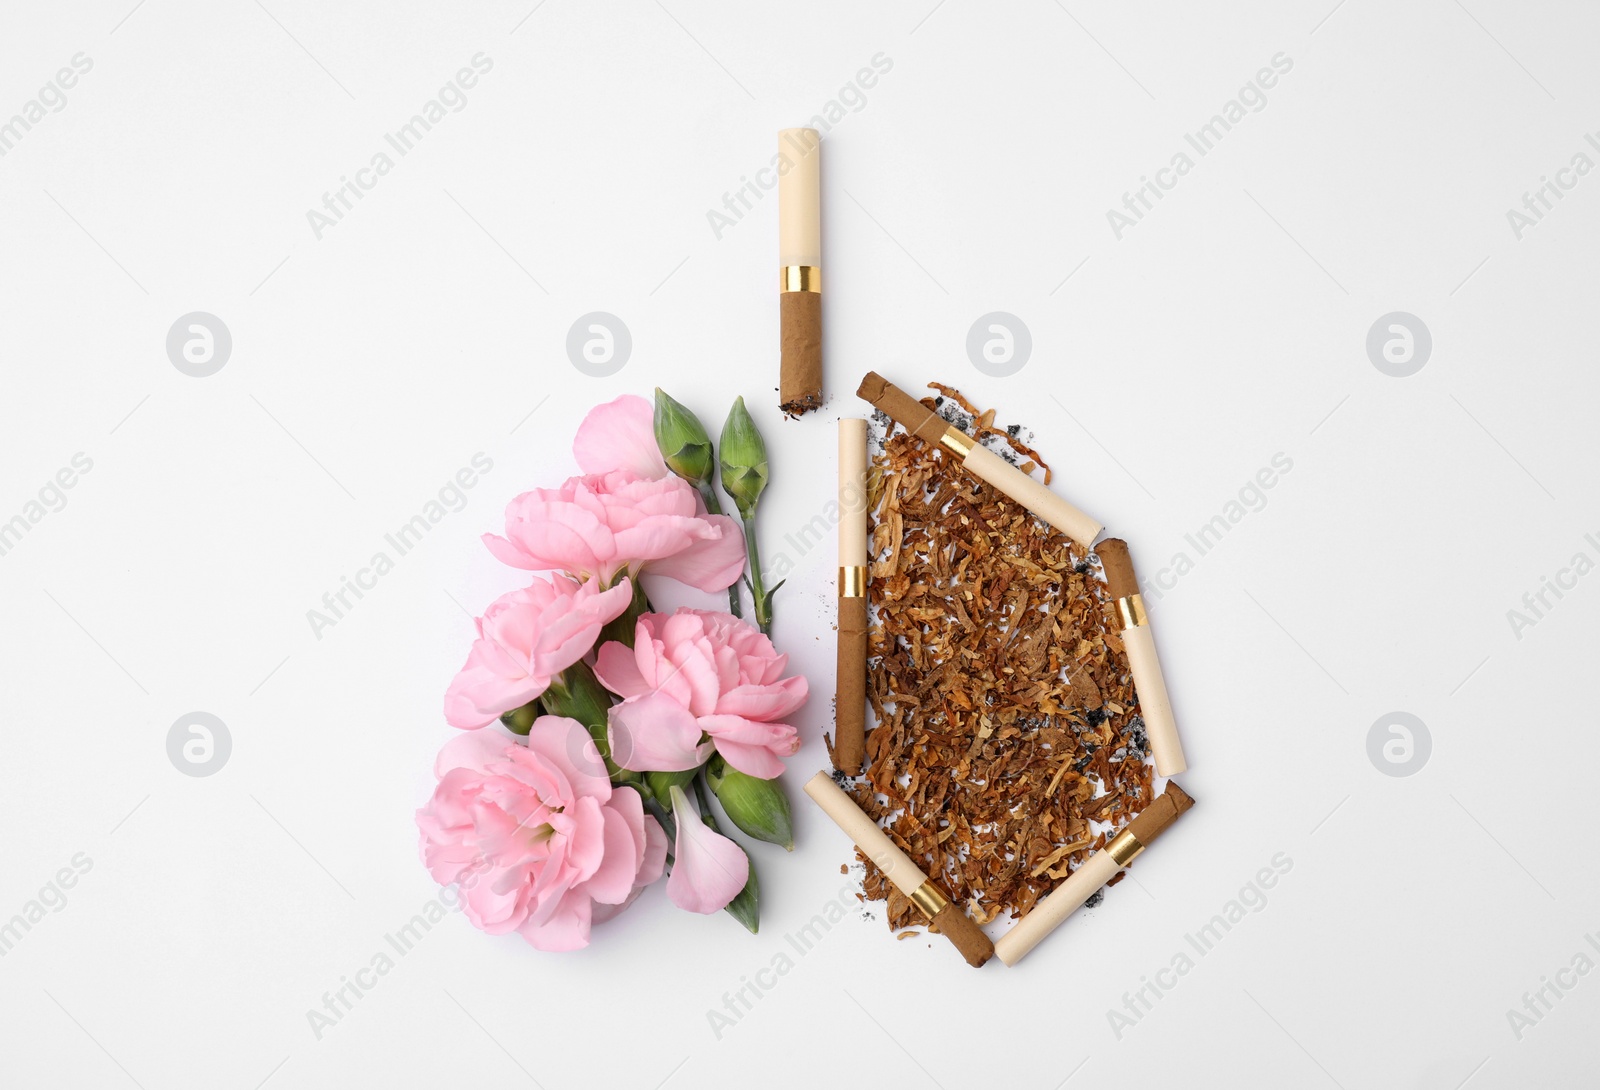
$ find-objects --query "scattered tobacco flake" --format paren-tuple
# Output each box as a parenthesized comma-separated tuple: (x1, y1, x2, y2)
(846, 382, 1154, 931)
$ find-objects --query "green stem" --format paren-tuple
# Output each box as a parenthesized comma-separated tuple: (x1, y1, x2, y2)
(644, 796, 677, 865)
(692, 772, 718, 830)
(696, 480, 725, 517)
(742, 514, 773, 635)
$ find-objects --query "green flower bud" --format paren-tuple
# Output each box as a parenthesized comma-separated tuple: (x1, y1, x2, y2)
(645, 768, 697, 804)
(706, 755, 793, 850)
(499, 700, 538, 735)
(718, 396, 770, 519)
(654, 388, 715, 486)
(724, 858, 760, 934)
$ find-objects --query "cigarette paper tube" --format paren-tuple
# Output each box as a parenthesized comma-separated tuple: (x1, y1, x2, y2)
(779, 129, 822, 414)
(804, 772, 994, 967)
(961, 444, 1103, 548)
(838, 419, 868, 567)
(994, 782, 1194, 966)
(856, 371, 949, 447)
(778, 129, 821, 267)
(834, 420, 869, 775)
(994, 851, 1121, 967)
(1098, 539, 1187, 777)
(856, 371, 1103, 548)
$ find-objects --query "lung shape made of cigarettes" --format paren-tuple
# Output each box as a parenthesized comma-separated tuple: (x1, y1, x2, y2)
(805, 372, 1194, 969)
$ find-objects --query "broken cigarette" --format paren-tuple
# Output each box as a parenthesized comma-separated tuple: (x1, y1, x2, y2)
(804, 772, 993, 967)
(856, 371, 1102, 548)
(834, 419, 869, 775)
(994, 781, 1194, 967)
(779, 128, 822, 415)
(1098, 538, 1187, 778)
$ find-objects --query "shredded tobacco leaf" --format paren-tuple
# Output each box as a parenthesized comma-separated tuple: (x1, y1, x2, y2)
(831, 384, 1154, 930)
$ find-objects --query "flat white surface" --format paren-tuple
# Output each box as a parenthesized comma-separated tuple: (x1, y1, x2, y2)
(1, 2, 1597, 1087)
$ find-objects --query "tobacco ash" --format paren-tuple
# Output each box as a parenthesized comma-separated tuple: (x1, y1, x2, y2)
(837, 382, 1153, 930)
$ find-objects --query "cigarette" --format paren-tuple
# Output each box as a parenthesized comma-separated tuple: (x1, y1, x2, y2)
(994, 781, 1194, 967)
(856, 371, 1102, 548)
(834, 419, 869, 775)
(1097, 539, 1187, 777)
(779, 128, 822, 415)
(804, 772, 994, 968)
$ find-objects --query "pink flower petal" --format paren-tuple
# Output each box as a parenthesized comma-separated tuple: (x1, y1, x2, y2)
(674, 639, 724, 717)
(583, 805, 645, 905)
(590, 887, 644, 925)
(607, 691, 713, 772)
(646, 514, 746, 592)
(700, 714, 799, 779)
(433, 729, 514, 778)
(607, 784, 651, 871)
(639, 813, 668, 885)
(443, 659, 505, 730)
(665, 785, 749, 914)
(556, 795, 607, 885)
(517, 888, 593, 951)
(713, 676, 809, 721)
(609, 516, 702, 568)
(593, 639, 649, 699)
(523, 716, 612, 802)
(442, 653, 544, 730)
(482, 531, 540, 570)
(573, 395, 667, 480)
(708, 739, 789, 779)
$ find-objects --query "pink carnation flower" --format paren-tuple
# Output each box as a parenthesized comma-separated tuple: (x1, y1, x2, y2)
(444, 574, 634, 731)
(483, 471, 744, 595)
(417, 718, 667, 951)
(595, 609, 808, 779)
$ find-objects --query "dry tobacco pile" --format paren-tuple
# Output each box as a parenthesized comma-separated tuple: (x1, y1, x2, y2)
(836, 383, 1154, 931)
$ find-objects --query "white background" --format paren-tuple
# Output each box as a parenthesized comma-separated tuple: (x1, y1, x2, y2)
(1, 1, 1596, 1087)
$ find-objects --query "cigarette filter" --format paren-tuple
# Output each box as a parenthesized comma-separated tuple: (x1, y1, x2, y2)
(779, 128, 822, 414)
(1098, 538, 1187, 777)
(804, 772, 993, 967)
(834, 419, 869, 775)
(994, 781, 1194, 967)
(855, 372, 1102, 548)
